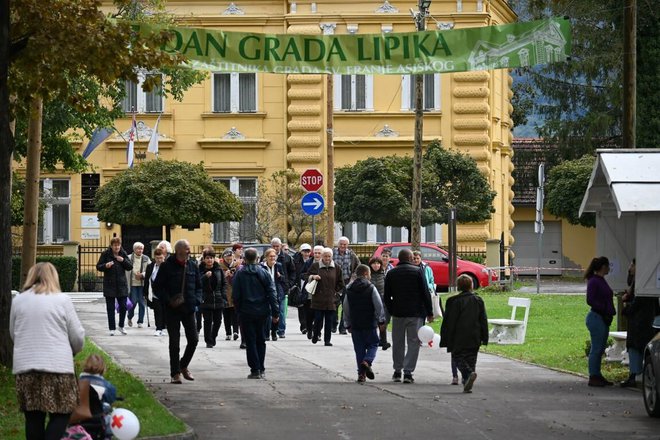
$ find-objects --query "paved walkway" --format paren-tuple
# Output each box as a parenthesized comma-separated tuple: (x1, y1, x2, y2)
(75, 301, 658, 440)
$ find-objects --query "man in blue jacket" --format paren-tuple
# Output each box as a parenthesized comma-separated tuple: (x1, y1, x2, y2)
(233, 248, 280, 379)
(153, 239, 202, 384)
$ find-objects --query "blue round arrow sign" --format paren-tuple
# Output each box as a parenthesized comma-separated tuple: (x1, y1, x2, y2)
(301, 192, 325, 215)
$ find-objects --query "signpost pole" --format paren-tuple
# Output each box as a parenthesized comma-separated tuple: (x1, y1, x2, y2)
(312, 215, 316, 246)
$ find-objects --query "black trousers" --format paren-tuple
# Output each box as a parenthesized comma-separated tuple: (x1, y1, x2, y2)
(24, 410, 70, 440)
(166, 306, 199, 377)
(452, 349, 479, 382)
(242, 313, 268, 374)
(202, 308, 223, 346)
(223, 307, 239, 335)
(152, 298, 166, 331)
(313, 309, 335, 343)
(105, 296, 127, 330)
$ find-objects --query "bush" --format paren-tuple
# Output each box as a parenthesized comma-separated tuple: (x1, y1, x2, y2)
(79, 271, 101, 292)
(11, 256, 78, 292)
(460, 254, 486, 264)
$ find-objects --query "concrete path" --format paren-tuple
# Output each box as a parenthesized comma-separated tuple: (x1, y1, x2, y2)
(75, 301, 658, 440)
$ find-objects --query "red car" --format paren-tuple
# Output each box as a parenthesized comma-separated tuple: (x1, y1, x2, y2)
(372, 243, 498, 290)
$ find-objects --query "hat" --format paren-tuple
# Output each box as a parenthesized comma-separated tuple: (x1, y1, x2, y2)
(222, 248, 233, 257)
(299, 243, 312, 251)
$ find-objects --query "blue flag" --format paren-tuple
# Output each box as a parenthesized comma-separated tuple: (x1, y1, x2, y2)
(82, 127, 113, 159)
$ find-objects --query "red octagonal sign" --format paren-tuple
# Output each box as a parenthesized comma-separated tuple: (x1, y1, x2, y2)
(300, 169, 324, 192)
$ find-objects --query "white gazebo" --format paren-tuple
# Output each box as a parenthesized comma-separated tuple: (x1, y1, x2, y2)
(580, 149, 660, 297)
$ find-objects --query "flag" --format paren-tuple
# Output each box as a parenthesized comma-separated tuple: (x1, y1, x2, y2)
(147, 114, 161, 155)
(127, 113, 137, 168)
(82, 127, 113, 159)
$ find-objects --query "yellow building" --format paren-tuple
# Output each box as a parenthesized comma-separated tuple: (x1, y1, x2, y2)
(22, 1, 517, 254)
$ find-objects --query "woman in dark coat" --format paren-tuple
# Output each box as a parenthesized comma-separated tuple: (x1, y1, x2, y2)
(199, 248, 228, 348)
(96, 237, 132, 335)
(307, 247, 345, 346)
(369, 256, 390, 350)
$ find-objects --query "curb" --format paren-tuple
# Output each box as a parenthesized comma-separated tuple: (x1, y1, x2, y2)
(139, 425, 196, 440)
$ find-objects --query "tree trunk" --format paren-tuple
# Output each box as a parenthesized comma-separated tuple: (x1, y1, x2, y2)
(0, 0, 15, 367)
(20, 97, 43, 286)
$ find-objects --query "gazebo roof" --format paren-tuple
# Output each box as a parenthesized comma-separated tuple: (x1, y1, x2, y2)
(580, 149, 660, 217)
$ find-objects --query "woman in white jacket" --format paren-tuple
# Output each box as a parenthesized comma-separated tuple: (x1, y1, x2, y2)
(10, 262, 85, 440)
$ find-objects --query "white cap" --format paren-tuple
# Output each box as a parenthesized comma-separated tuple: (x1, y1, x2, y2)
(299, 243, 312, 251)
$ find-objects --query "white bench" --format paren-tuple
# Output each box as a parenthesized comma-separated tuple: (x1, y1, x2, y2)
(605, 331, 629, 364)
(488, 297, 531, 344)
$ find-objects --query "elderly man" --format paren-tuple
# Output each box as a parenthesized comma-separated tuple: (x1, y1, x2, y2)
(384, 249, 433, 384)
(270, 237, 296, 338)
(153, 239, 202, 384)
(333, 236, 360, 334)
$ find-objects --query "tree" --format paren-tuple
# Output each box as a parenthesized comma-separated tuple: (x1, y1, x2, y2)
(545, 155, 596, 227)
(95, 160, 243, 227)
(256, 169, 327, 246)
(335, 142, 495, 230)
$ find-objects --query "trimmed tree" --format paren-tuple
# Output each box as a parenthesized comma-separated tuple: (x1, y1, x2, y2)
(545, 155, 596, 227)
(94, 160, 243, 227)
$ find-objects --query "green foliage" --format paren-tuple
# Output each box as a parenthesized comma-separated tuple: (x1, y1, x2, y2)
(10, 173, 25, 227)
(335, 141, 495, 228)
(545, 155, 596, 227)
(79, 271, 101, 292)
(95, 159, 243, 227)
(11, 256, 77, 291)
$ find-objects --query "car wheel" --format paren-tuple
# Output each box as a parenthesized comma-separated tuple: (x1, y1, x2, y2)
(643, 357, 660, 417)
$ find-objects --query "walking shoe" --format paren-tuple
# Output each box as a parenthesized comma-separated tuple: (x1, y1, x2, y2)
(307, 332, 313, 340)
(117, 327, 127, 335)
(451, 376, 459, 385)
(171, 374, 182, 384)
(181, 368, 195, 381)
(361, 361, 375, 380)
(206, 343, 213, 348)
(588, 375, 608, 387)
(233, 332, 239, 340)
(109, 330, 115, 336)
(247, 372, 261, 379)
(153, 330, 162, 336)
(463, 372, 477, 393)
(312, 335, 319, 344)
(324, 342, 333, 347)
(226, 335, 232, 341)
(357, 373, 366, 383)
(403, 374, 415, 384)
(271, 331, 278, 341)
(381, 342, 391, 351)
(278, 333, 286, 339)
(240, 342, 246, 349)
(259, 370, 266, 379)
(128, 319, 133, 327)
(301, 328, 307, 335)
(392, 371, 402, 382)
(137, 323, 143, 328)
(339, 330, 347, 335)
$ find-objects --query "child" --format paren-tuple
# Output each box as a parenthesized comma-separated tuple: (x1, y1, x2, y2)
(342, 264, 386, 383)
(79, 354, 117, 438)
(440, 274, 489, 393)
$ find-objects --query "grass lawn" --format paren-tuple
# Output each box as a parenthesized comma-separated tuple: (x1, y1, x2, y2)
(0, 338, 186, 440)
(431, 292, 629, 381)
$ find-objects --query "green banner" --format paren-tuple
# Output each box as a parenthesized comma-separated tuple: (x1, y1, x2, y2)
(131, 18, 571, 75)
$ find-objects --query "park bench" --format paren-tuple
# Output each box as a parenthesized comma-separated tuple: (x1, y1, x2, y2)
(487, 297, 531, 344)
(605, 331, 629, 364)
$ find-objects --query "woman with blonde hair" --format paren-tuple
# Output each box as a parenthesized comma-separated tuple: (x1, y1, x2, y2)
(10, 262, 85, 440)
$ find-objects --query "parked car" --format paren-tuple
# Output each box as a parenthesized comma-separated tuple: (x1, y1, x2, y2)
(643, 316, 660, 417)
(372, 242, 498, 290)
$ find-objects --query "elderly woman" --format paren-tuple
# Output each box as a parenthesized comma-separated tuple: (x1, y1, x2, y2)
(127, 241, 151, 328)
(261, 248, 286, 341)
(10, 262, 85, 440)
(307, 247, 345, 346)
(96, 237, 133, 335)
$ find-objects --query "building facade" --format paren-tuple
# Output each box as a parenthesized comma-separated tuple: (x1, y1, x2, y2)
(19, 0, 517, 252)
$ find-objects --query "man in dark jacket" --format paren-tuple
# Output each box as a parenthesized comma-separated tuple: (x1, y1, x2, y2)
(153, 239, 202, 384)
(384, 249, 433, 384)
(271, 237, 296, 337)
(233, 248, 280, 379)
(440, 274, 489, 393)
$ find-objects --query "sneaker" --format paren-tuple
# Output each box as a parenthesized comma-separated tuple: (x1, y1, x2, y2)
(278, 333, 286, 339)
(233, 332, 239, 340)
(181, 368, 195, 381)
(312, 335, 319, 344)
(171, 374, 182, 384)
(109, 330, 115, 336)
(361, 361, 375, 380)
(588, 375, 608, 387)
(271, 331, 278, 341)
(128, 319, 133, 327)
(153, 330, 162, 336)
(259, 370, 266, 379)
(301, 329, 307, 335)
(240, 342, 246, 349)
(324, 342, 333, 347)
(247, 372, 261, 379)
(226, 335, 232, 341)
(381, 342, 391, 351)
(392, 371, 402, 382)
(357, 373, 366, 383)
(463, 372, 477, 393)
(137, 323, 143, 328)
(118, 327, 127, 335)
(403, 374, 415, 384)
(451, 376, 459, 385)
(339, 329, 347, 335)
(206, 343, 214, 348)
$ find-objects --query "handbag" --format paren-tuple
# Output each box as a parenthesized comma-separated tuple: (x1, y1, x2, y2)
(304, 279, 318, 296)
(168, 263, 187, 309)
(430, 291, 442, 319)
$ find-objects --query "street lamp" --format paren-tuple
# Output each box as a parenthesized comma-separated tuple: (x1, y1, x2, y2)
(411, 0, 431, 250)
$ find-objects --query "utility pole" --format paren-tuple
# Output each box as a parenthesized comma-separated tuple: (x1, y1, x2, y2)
(411, 0, 431, 251)
(623, 0, 636, 149)
(326, 74, 335, 247)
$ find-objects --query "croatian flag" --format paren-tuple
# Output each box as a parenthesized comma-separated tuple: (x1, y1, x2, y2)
(147, 114, 161, 156)
(127, 113, 137, 168)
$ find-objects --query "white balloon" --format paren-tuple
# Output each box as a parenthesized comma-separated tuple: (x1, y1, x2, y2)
(110, 408, 140, 440)
(417, 325, 434, 344)
(432, 333, 441, 348)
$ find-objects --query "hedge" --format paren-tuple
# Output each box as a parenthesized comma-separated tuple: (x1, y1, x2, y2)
(11, 256, 78, 292)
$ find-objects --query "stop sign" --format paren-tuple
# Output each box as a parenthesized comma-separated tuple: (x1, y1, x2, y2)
(300, 169, 324, 192)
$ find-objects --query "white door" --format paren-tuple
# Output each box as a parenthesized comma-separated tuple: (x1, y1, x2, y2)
(512, 221, 562, 275)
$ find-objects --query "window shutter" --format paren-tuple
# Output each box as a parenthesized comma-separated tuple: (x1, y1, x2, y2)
(238, 73, 256, 112)
(355, 75, 366, 110)
(214, 74, 231, 112)
(424, 74, 434, 110)
(145, 74, 163, 113)
(122, 80, 138, 113)
(340, 75, 352, 110)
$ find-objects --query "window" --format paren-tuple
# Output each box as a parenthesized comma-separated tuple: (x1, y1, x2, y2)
(391, 227, 402, 242)
(213, 73, 257, 113)
(401, 74, 440, 111)
(121, 73, 163, 113)
(213, 178, 257, 243)
(356, 222, 367, 243)
(334, 74, 373, 111)
(376, 225, 387, 242)
(341, 222, 353, 243)
(38, 179, 70, 244)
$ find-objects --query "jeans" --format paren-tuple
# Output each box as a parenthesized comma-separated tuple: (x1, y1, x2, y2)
(202, 308, 223, 346)
(391, 316, 423, 374)
(350, 328, 380, 373)
(105, 296, 127, 330)
(24, 411, 70, 440)
(628, 347, 643, 375)
(241, 313, 268, 374)
(127, 286, 145, 324)
(166, 306, 199, 377)
(313, 309, 335, 343)
(586, 310, 610, 377)
(223, 307, 239, 336)
(277, 296, 287, 335)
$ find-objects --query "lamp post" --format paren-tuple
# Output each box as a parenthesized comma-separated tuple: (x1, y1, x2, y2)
(411, 0, 431, 251)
